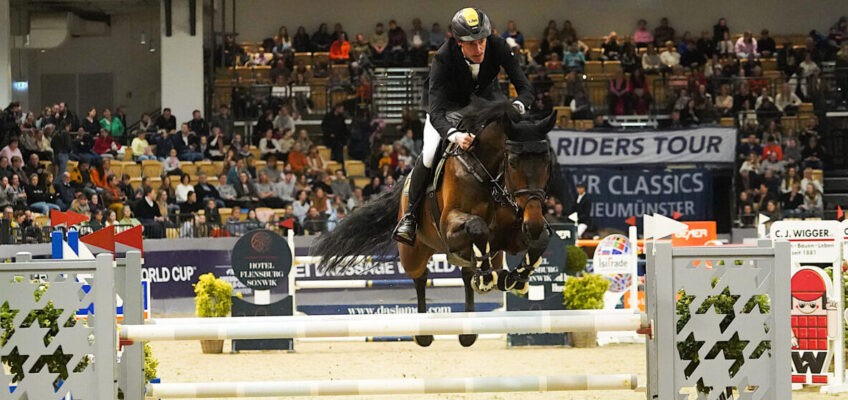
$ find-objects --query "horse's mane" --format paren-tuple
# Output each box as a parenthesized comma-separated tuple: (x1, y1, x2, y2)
(455, 98, 520, 135)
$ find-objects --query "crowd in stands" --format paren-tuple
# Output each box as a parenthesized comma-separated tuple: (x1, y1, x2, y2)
(1, 16, 847, 242)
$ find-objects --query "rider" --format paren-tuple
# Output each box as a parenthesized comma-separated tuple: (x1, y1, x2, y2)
(393, 7, 534, 245)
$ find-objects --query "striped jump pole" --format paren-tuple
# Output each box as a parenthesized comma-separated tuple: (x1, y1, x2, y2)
(297, 334, 504, 343)
(121, 310, 647, 341)
(295, 278, 465, 289)
(147, 309, 636, 325)
(147, 374, 638, 398)
(294, 254, 449, 265)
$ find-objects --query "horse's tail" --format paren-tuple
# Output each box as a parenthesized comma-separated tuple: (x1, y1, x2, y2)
(310, 177, 405, 273)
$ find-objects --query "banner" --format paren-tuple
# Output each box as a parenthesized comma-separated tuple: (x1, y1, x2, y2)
(564, 168, 713, 232)
(671, 221, 717, 247)
(549, 127, 736, 165)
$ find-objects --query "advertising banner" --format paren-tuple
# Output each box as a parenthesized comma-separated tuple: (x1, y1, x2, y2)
(549, 127, 736, 165)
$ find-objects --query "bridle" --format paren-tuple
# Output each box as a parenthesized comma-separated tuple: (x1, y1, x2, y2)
(449, 136, 550, 221)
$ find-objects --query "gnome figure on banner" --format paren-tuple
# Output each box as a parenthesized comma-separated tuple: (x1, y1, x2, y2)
(791, 267, 838, 384)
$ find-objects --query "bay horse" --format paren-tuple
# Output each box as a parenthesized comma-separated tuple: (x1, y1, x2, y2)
(311, 99, 555, 347)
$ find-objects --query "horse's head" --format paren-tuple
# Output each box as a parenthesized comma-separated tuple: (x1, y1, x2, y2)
(504, 111, 556, 241)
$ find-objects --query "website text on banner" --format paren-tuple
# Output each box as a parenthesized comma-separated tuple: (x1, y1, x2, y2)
(564, 168, 713, 232)
(549, 127, 736, 165)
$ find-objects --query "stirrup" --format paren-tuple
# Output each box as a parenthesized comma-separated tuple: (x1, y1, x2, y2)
(393, 214, 417, 246)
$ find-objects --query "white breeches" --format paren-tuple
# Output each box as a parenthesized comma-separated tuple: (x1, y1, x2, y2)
(422, 114, 442, 168)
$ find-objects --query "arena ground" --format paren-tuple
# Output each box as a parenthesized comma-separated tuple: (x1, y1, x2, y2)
(150, 339, 841, 399)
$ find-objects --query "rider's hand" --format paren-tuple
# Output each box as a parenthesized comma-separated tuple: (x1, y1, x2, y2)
(456, 132, 475, 150)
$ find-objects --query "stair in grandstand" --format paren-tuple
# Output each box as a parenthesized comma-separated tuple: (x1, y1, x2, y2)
(823, 169, 848, 220)
(371, 68, 427, 119)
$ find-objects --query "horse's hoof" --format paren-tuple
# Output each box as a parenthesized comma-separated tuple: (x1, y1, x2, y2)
(471, 269, 498, 294)
(509, 281, 530, 296)
(458, 334, 478, 347)
(414, 335, 434, 347)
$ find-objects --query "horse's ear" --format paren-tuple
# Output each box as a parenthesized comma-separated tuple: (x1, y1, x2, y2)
(535, 111, 557, 136)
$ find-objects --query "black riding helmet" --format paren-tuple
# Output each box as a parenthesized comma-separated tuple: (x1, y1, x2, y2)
(450, 8, 492, 42)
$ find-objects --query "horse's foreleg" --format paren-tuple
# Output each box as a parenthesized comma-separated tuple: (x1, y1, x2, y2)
(502, 237, 548, 295)
(412, 271, 434, 347)
(445, 210, 496, 294)
(458, 267, 478, 347)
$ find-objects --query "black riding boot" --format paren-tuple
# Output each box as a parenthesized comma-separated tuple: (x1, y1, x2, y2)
(393, 158, 430, 245)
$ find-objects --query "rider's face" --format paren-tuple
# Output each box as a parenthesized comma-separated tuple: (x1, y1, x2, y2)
(459, 38, 487, 63)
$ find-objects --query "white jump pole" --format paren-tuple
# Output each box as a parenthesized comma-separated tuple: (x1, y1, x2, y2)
(122, 311, 647, 341)
(147, 309, 638, 325)
(147, 374, 638, 398)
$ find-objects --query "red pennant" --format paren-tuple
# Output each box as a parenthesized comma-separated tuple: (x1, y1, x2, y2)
(50, 210, 67, 226)
(80, 225, 115, 253)
(839, 206, 844, 221)
(115, 225, 144, 253)
(66, 210, 90, 226)
(625, 216, 636, 226)
(280, 218, 295, 229)
(673, 211, 682, 220)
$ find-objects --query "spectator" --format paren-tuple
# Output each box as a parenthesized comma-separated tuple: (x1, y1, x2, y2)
(134, 186, 164, 238)
(630, 69, 652, 115)
(139, 113, 156, 133)
(89, 193, 106, 215)
(274, 168, 297, 203)
(329, 32, 351, 63)
(782, 182, 804, 216)
(210, 105, 234, 142)
(760, 148, 785, 175)
(714, 84, 734, 117)
(273, 106, 295, 135)
(81, 108, 100, 136)
(802, 137, 825, 170)
(641, 44, 662, 73)
(154, 129, 174, 160)
(306, 145, 328, 177)
(187, 110, 209, 137)
(262, 156, 282, 182)
(387, 20, 407, 65)
(292, 190, 311, 223)
(23, 173, 57, 214)
(660, 41, 681, 70)
(215, 174, 238, 207)
(156, 108, 177, 132)
(537, 26, 563, 64)
(601, 32, 621, 60)
(758, 29, 776, 58)
(784, 138, 803, 166)
(117, 174, 135, 200)
(430, 22, 446, 50)
(775, 83, 802, 115)
(713, 18, 730, 44)
(175, 174, 193, 204)
(192, 172, 221, 205)
(204, 199, 221, 225)
(800, 167, 824, 194)
(93, 128, 123, 159)
(302, 206, 328, 234)
(258, 129, 283, 161)
(619, 42, 640, 73)
(330, 169, 353, 201)
(53, 172, 75, 210)
(101, 174, 125, 215)
(163, 149, 183, 176)
(755, 95, 781, 124)
(0, 137, 23, 162)
(696, 30, 715, 59)
(225, 206, 243, 236)
(69, 192, 89, 215)
(560, 20, 578, 44)
(312, 23, 333, 52)
(131, 131, 155, 161)
(408, 18, 430, 67)
(218, 34, 246, 67)
(563, 44, 586, 73)
(370, 23, 388, 62)
(293, 26, 311, 52)
(7, 174, 26, 209)
(653, 17, 676, 47)
(362, 176, 382, 199)
(633, 19, 653, 48)
(502, 20, 524, 48)
(179, 191, 203, 216)
(254, 171, 286, 208)
(781, 166, 801, 193)
(545, 52, 563, 71)
(800, 182, 823, 217)
(234, 171, 260, 207)
(118, 206, 141, 227)
(570, 88, 593, 120)
(735, 31, 758, 59)
(607, 70, 632, 115)
(714, 31, 733, 58)
(205, 128, 225, 161)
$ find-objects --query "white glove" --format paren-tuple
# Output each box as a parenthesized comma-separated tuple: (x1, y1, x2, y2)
(447, 129, 475, 150)
(512, 100, 526, 115)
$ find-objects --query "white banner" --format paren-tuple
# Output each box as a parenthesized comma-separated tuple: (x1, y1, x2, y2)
(770, 220, 842, 263)
(549, 127, 737, 165)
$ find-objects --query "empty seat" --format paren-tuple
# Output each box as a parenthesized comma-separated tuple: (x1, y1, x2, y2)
(344, 160, 365, 176)
(142, 161, 163, 178)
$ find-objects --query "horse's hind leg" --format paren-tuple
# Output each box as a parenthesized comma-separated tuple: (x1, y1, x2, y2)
(400, 242, 435, 347)
(458, 267, 477, 347)
(412, 272, 434, 347)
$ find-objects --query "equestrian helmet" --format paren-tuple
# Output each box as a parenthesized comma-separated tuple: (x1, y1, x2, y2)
(451, 8, 492, 42)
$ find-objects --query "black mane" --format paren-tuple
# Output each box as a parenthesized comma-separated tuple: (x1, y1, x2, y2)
(456, 97, 550, 142)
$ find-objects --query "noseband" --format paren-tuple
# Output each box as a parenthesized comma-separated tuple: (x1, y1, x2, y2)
(504, 140, 550, 214)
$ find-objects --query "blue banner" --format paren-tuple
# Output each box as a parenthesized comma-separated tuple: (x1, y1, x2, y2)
(563, 168, 713, 232)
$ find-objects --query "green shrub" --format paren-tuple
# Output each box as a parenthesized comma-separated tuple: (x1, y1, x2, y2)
(194, 273, 233, 318)
(565, 245, 588, 274)
(562, 274, 610, 310)
(144, 342, 158, 383)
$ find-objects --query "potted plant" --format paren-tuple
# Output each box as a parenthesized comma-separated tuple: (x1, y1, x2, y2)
(194, 273, 233, 353)
(562, 273, 610, 348)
